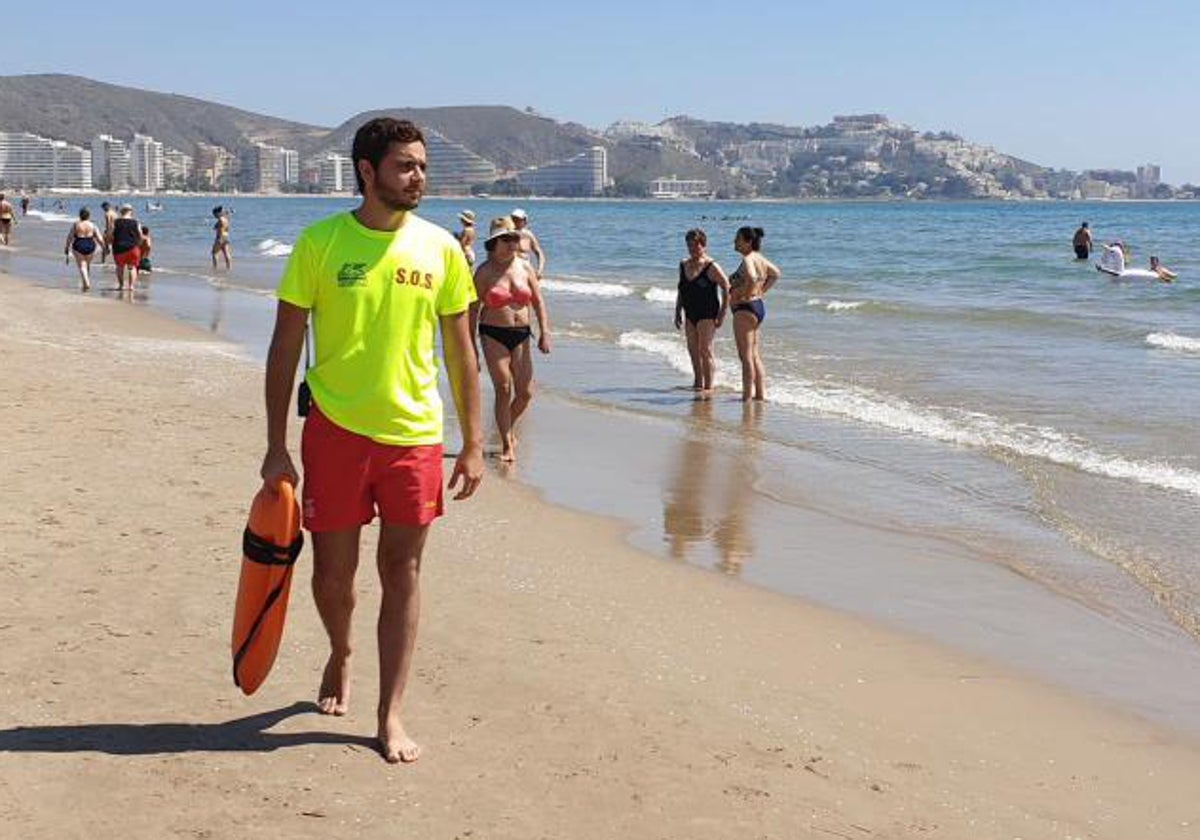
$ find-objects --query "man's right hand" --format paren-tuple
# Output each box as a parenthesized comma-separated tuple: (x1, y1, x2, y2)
(260, 447, 299, 489)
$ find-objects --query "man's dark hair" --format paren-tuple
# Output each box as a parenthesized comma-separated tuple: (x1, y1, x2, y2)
(351, 118, 426, 194)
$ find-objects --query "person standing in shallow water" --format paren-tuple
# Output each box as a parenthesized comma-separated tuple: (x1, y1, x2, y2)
(1073, 222, 1092, 260)
(64, 207, 103, 291)
(729, 226, 781, 402)
(212, 206, 232, 269)
(0, 194, 15, 246)
(260, 117, 483, 765)
(673, 228, 730, 398)
(456, 209, 477, 268)
(470, 216, 551, 462)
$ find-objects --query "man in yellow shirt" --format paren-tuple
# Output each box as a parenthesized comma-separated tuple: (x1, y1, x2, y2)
(260, 118, 484, 764)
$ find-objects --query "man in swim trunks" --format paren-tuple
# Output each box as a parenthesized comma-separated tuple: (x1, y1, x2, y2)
(0, 194, 15, 246)
(510, 208, 547, 277)
(1072, 222, 1092, 260)
(101, 202, 116, 263)
(260, 117, 484, 765)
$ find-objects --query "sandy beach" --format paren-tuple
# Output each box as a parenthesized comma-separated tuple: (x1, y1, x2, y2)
(1, 273, 1199, 839)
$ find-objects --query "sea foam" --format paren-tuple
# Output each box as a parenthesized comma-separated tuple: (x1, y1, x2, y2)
(1146, 332, 1200, 353)
(618, 329, 1200, 498)
(541, 278, 634, 298)
(254, 238, 293, 258)
(807, 298, 866, 312)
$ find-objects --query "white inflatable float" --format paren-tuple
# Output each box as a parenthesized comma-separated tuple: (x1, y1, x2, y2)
(1094, 245, 1168, 280)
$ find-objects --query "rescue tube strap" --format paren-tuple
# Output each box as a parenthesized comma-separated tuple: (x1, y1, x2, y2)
(232, 577, 290, 688)
(242, 529, 303, 566)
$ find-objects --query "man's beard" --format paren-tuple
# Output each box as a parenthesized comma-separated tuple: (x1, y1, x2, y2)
(375, 176, 422, 213)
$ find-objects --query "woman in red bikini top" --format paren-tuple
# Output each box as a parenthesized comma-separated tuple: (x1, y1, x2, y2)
(469, 216, 552, 462)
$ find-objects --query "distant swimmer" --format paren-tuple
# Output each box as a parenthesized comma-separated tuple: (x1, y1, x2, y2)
(211, 205, 232, 270)
(456, 209, 477, 268)
(64, 207, 103, 291)
(510, 207, 547, 277)
(1096, 241, 1126, 276)
(1072, 222, 1092, 260)
(0, 193, 15, 245)
(1150, 256, 1177, 282)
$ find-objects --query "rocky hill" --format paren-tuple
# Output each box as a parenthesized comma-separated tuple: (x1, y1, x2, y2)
(0, 74, 327, 154)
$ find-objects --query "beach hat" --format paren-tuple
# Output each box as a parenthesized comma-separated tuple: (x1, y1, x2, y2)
(458, 209, 476, 225)
(485, 216, 520, 243)
(510, 208, 528, 220)
(118, 203, 134, 213)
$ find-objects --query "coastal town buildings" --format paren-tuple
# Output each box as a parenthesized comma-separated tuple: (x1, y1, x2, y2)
(163, 149, 193, 188)
(318, 154, 355, 193)
(650, 175, 711, 199)
(422, 131, 497, 195)
(129, 134, 164, 191)
(194, 143, 237, 191)
(91, 134, 129, 190)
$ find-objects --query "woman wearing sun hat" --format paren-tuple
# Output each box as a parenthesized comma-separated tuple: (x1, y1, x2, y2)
(456, 209, 477, 268)
(469, 216, 551, 462)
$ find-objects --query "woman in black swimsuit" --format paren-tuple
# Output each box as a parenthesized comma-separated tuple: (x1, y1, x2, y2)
(673, 228, 730, 397)
(470, 217, 552, 462)
(729, 226, 781, 402)
(63, 207, 103, 292)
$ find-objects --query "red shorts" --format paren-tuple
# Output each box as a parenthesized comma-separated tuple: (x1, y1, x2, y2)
(300, 405, 444, 532)
(113, 247, 141, 268)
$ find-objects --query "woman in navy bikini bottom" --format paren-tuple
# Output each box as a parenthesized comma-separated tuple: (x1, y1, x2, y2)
(729, 225, 781, 402)
(470, 216, 552, 462)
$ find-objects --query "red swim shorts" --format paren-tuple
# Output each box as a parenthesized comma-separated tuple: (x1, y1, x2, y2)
(300, 405, 444, 532)
(113, 247, 141, 268)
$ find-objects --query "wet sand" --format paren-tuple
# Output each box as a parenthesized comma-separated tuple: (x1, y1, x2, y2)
(2, 274, 1200, 839)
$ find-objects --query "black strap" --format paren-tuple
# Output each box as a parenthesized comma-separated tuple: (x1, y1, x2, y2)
(232, 577, 290, 688)
(242, 528, 303, 566)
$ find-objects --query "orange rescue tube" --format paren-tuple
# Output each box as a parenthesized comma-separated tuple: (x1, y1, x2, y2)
(232, 479, 303, 695)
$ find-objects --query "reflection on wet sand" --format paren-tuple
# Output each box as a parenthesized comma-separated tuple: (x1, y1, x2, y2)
(662, 401, 761, 575)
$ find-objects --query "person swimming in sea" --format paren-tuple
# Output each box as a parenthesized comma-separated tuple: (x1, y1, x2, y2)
(1149, 255, 1176, 282)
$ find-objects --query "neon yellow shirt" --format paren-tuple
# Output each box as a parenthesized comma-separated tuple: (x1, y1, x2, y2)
(277, 211, 475, 445)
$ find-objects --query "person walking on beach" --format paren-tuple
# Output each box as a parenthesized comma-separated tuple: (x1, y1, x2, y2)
(212, 206, 232, 270)
(456, 209, 477, 268)
(469, 216, 551, 462)
(100, 202, 116, 264)
(64, 207, 104, 291)
(260, 117, 484, 764)
(729, 226, 781, 402)
(510, 208, 547, 277)
(1073, 222, 1092, 260)
(19, 194, 30, 216)
(111, 204, 143, 291)
(0, 194, 15, 246)
(674, 228, 730, 397)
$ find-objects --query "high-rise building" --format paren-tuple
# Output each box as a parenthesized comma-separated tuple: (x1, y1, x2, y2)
(91, 134, 130, 190)
(423, 131, 497, 195)
(0, 132, 92, 189)
(239, 143, 294, 192)
(163, 149, 193, 188)
(319, 154, 356, 193)
(515, 146, 608, 197)
(281, 149, 300, 186)
(1136, 163, 1161, 198)
(130, 134, 165, 191)
(195, 143, 237, 190)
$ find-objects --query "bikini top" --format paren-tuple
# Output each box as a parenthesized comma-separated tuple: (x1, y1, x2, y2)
(483, 280, 533, 309)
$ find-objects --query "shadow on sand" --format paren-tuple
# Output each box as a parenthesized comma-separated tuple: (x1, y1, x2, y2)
(0, 701, 377, 755)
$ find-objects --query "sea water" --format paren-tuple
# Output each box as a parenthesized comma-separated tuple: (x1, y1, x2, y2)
(7, 196, 1200, 726)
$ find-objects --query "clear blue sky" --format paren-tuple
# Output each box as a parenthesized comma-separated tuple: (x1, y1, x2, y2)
(7, 0, 1200, 182)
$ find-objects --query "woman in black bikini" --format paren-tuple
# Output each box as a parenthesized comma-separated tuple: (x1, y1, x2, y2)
(673, 228, 730, 397)
(729, 226, 781, 402)
(470, 216, 552, 462)
(63, 207, 103, 292)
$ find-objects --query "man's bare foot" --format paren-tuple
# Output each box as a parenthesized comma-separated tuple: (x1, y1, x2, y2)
(499, 435, 516, 463)
(377, 715, 420, 764)
(317, 655, 350, 715)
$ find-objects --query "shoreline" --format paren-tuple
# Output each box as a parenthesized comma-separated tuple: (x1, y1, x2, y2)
(2, 271, 1200, 837)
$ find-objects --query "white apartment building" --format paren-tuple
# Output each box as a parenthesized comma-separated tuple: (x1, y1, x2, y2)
(318, 154, 356, 193)
(0, 132, 93, 189)
(516, 146, 609, 197)
(649, 175, 711, 199)
(281, 149, 300, 186)
(130, 134, 165, 191)
(92, 134, 131, 190)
